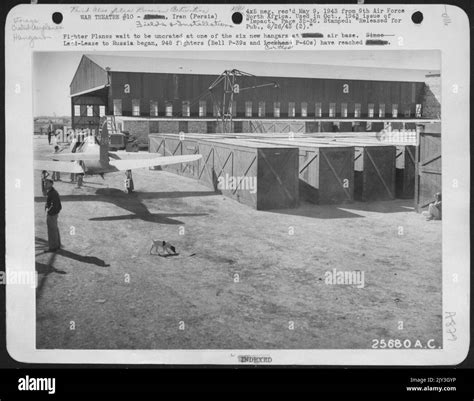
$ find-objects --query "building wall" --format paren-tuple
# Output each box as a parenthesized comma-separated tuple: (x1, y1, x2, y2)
(71, 88, 109, 131)
(107, 71, 426, 119)
(422, 74, 441, 119)
(70, 56, 109, 96)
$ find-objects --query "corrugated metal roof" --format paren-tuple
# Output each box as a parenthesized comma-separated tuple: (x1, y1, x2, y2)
(84, 54, 432, 82)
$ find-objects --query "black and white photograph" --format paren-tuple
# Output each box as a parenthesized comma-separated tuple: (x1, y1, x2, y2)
(32, 50, 443, 350)
(4, 3, 470, 371)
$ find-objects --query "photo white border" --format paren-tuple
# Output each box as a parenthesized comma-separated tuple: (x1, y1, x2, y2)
(5, 3, 470, 365)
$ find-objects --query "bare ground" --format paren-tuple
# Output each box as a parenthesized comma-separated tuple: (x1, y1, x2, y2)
(34, 137, 442, 349)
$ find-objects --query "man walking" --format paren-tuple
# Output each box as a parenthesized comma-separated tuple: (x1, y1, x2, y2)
(44, 179, 62, 252)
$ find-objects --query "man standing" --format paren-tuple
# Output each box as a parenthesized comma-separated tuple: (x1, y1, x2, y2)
(47, 120, 53, 145)
(44, 179, 62, 252)
(52, 145, 61, 181)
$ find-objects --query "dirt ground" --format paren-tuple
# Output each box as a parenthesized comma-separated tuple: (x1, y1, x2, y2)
(34, 136, 442, 349)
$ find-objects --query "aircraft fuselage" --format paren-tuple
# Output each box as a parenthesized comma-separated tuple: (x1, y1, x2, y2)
(72, 138, 119, 175)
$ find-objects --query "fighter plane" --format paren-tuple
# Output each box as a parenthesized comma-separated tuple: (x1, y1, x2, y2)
(34, 133, 202, 192)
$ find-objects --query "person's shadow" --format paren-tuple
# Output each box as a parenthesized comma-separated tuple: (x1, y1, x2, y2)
(35, 237, 110, 267)
(35, 237, 110, 299)
(56, 248, 111, 267)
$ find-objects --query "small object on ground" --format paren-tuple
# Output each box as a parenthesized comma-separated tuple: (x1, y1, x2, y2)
(189, 253, 196, 257)
(216, 289, 223, 296)
(150, 239, 178, 255)
(95, 299, 107, 303)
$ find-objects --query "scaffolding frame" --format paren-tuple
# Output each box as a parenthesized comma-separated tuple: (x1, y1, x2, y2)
(208, 69, 279, 133)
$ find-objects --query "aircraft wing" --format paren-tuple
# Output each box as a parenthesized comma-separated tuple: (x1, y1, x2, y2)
(108, 154, 202, 171)
(34, 160, 85, 173)
(108, 151, 162, 160)
(47, 153, 99, 161)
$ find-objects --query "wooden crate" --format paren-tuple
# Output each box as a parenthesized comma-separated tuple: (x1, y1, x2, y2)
(248, 138, 354, 204)
(415, 124, 441, 211)
(327, 138, 408, 201)
(148, 134, 165, 170)
(167, 134, 232, 178)
(180, 138, 200, 179)
(351, 144, 396, 201)
(316, 139, 396, 201)
(163, 133, 233, 139)
(395, 145, 416, 199)
(245, 120, 306, 134)
(320, 137, 414, 200)
(198, 138, 299, 210)
(148, 133, 233, 177)
(230, 132, 303, 140)
(160, 136, 184, 174)
(148, 134, 181, 172)
(149, 134, 166, 156)
(197, 141, 217, 189)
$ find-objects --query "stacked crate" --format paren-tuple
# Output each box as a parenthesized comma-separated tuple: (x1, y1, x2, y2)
(149, 134, 299, 210)
(197, 138, 299, 210)
(246, 138, 355, 204)
(148, 133, 233, 175)
(149, 130, 416, 209)
(293, 138, 397, 201)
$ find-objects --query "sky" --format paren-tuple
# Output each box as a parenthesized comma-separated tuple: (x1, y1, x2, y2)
(33, 50, 440, 117)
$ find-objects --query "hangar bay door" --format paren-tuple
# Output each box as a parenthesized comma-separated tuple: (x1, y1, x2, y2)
(415, 132, 441, 211)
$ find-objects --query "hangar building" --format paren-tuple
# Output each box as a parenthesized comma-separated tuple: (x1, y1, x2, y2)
(69, 54, 440, 144)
